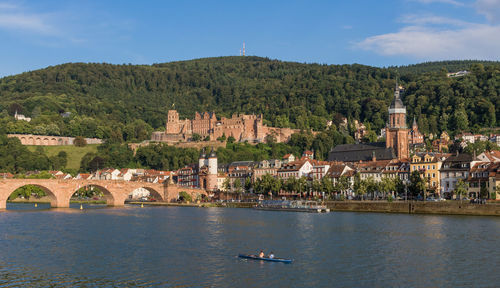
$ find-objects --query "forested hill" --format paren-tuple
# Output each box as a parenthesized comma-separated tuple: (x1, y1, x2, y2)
(0, 56, 499, 142)
(394, 60, 500, 74)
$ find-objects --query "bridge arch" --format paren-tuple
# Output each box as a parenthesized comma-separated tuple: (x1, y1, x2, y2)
(1, 183, 58, 209)
(71, 184, 115, 207)
(136, 186, 164, 202)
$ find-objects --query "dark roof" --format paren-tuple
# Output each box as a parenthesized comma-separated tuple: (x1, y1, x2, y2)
(229, 161, 256, 167)
(443, 153, 473, 163)
(200, 147, 206, 158)
(328, 142, 396, 162)
(209, 147, 217, 158)
(390, 86, 405, 109)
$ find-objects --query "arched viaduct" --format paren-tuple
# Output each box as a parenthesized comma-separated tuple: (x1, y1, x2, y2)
(0, 179, 207, 209)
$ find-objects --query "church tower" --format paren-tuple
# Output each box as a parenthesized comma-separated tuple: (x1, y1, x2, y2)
(385, 82, 409, 159)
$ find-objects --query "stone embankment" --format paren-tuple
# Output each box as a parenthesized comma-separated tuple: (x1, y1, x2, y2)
(326, 201, 500, 216)
(133, 201, 500, 216)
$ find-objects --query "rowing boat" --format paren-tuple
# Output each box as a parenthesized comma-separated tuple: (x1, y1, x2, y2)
(238, 254, 293, 263)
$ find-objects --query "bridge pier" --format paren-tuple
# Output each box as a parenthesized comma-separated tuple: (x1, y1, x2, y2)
(51, 198, 70, 208)
(0, 201, 5, 210)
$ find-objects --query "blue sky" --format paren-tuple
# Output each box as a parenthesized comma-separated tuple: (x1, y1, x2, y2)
(0, 0, 499, 77)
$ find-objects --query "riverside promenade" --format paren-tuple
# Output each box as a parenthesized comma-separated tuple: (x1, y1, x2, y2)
(129, 200, 500, 216)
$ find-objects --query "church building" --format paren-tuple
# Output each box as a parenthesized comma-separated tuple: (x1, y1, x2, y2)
(385, 83, 409, 160)
(329, 82, 410, 162)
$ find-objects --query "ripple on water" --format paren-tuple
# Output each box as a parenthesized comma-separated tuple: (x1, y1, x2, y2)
(0, 205, 499, 287)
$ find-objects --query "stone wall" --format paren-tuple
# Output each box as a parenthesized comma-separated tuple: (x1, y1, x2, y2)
(8, 134, 102, 146)
(326, 201, 500, 216)
(128, 140, 226, 153)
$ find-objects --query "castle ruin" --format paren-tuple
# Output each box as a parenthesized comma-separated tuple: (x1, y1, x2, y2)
(151, 110, 298, 143)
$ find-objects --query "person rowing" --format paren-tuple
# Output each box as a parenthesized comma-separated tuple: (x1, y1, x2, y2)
(258, 250, 265, 258)
(268, 252, 274, 259)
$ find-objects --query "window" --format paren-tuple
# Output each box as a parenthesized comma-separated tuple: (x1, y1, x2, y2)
(433, 165, 436, 169)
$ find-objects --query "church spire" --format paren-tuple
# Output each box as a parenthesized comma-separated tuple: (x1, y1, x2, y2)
(413, 116, 417, 128)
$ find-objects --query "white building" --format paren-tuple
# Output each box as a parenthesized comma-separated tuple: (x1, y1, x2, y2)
(277, 160, 313, 180)
(14, 110, 31, 122)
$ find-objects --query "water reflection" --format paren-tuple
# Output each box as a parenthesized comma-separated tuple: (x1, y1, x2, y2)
(0, 204, 499, 287)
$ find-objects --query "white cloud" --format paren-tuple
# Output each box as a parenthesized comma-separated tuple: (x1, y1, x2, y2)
(357, 24, 500, 60)
(475, 0, 500, 23)
(0, 13, 57, 34)
(0, 2, 59, 35)
(357, 0, 500, 61)
(399, 14, 470, 26)
(414, 0, 465, 6)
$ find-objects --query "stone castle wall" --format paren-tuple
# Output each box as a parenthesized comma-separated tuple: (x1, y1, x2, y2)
(160, 110, 299, 143)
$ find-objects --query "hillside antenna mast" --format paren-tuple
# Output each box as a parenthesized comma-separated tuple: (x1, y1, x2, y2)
(243, 42, 245, 56)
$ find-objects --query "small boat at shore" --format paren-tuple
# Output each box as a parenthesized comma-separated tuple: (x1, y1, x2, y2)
(254, 200, 330, 213)
(238, 254, 293, 263)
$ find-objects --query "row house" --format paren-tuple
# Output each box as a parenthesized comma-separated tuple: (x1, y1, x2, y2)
(227, 161, 255, 189)
(326, 163, 355, 189)
(74, 173, 92, 180)
(431, 131, 451, 152)
(354, 159, 392, 182)
(486, 164, 500, 200)
(282, 154, 295, 164)
(144, 169, 171, 183)
(410, 153, 447, 194)
(177, 165, 198, 188)
(383, 160, 403, 181)
(277, 160, 313, 180)
(455, 133, 488, 144)
(93, 168, 122, 180)
(48, 170, 72, 180)
(252, 159, 281, 182)
(440, 153, 477, 198)
(217, 173, 228, 191)
(310, 160, 331, 180)
(477, 151, 500, 163)
(467, 162, 493, 198)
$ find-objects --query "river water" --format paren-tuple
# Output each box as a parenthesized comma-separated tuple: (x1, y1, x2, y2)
(1, 203, 499, 287)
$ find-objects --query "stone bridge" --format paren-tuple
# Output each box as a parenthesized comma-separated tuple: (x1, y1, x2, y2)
(0, 179, 207, 209)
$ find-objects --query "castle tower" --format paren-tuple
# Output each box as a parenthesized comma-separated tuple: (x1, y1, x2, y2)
(166, 110, 180, 134)
(385, 82, 409, 159)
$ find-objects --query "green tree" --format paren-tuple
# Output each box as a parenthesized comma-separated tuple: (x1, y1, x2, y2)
(191, 133, 201, 142)
(233, 179, 242, 200)
(409, 170, 426, 199)
(74, 136, 87, 147)
(321, 176, 334, 199)
(454, 179, 468, 201)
